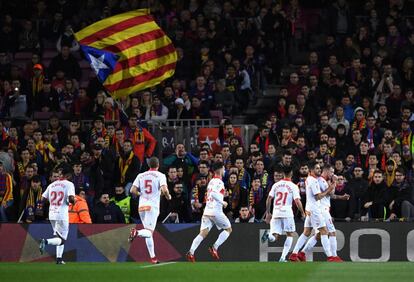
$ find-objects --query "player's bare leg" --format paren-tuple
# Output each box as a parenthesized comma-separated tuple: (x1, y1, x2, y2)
(187, 228, 209, 262)
(289, 227, 311, 262)
(209, 227, 232, 260)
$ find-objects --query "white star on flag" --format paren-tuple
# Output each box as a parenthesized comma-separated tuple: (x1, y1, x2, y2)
(89, 54, 109, 75)
(201, 136, 215, 148)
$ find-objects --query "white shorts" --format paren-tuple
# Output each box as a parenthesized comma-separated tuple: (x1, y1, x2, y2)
(50, 220, 69, 240)
(321, 208, 335, 233)
(270, 217, 295, 235)
(139, 208, 159, 231)
(304, 209, 326, 230)
(200, 213, 231, 231)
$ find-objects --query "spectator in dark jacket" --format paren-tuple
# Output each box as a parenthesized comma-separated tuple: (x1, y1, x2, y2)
(363, 170, 387, 220)
(346, 166, 369, 219)
(35, 79, 59, 112)
(48, 45, 81, 80)
(89, 144, 115, 198)
(331, 174, 351, 220)
(169, 98, 190, 119)
(388, 167, 414, 220)
(114, 140, 141, 192)
(161, 182, 191, 223)
(92, 193, 125, 223)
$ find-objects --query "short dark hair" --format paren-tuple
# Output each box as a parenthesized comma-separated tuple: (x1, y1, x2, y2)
(198, 160, 209, 167)
(274, 165, 284, 173)
(148, 157, 159, 168)
(373, 169, 383, 175)
(282, 166, 292, 176)
(124, 139, 133, 146)
(31, 175, 41, 183)
(308, 160, 318, 170)
(396, 166, 406, 175)
(61, 165, 73, 177)
(212, 162, 224, 172)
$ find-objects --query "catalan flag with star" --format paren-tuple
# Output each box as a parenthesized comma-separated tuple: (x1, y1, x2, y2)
(74, 9, 177, 98)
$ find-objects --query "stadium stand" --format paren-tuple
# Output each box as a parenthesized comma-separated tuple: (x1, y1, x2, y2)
(0, 0, 414, 225)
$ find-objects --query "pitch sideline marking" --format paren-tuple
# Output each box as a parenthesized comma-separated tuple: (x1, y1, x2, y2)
(141, 262, 177, 268)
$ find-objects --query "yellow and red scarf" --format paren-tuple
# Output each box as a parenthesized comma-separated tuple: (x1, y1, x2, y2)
(352, 118, 366, 131)
(119, 151, 134, 184)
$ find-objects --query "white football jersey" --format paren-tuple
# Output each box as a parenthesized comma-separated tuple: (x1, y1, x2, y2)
(305, 175, 322, 212)
(42, 179, 75, 221)
(318, 177, 331, 208)
(203, 177, 225, 216)
(268, 179, 300, 218)
(133, 169, 167, 210)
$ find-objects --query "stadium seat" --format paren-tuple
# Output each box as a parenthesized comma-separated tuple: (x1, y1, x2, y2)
(43, 49, 58, 59)
(14, 52, 32, 60)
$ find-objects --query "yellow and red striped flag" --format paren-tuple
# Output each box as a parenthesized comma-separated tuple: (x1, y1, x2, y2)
(75, 9, 177, 98)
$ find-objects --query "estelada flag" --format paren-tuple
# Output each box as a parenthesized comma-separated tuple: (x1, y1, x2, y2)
(198, 128, 241, 153)
(75, 9, 177, 98)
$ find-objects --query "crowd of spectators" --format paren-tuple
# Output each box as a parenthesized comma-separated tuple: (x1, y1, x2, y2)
(1, 0, 414, 224)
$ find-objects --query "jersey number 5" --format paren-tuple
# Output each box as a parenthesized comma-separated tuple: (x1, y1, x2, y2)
(50, 191, 64, 206)
(275, 192, 288, 206)
(144, 180, 152, 194)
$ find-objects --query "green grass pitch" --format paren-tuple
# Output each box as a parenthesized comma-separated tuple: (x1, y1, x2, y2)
(1, 262, 413, 282)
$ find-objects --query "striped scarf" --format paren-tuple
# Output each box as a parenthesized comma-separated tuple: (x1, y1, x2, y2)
(26, 186, 43, 210)
(238, 168, 245, 182)
(32, 75, 44, 96)
(249, 186, 264, 206)
(90, 127, 107, 143)
(385, 160, 397, 187)
(119, 151, 134, 184)
(125, 127, 144, 145)
(35, 141, 56, 163)
(352, 118, 366, 131)
(104, 108, 119, 121)
(0, 173, 13, 203)
(17, 162, 28, 178)
(254, 171, 269, 191)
